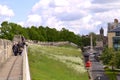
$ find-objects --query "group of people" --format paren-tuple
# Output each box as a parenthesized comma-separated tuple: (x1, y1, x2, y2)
(12, 36, 26, 56)
(12, 41, 25, 56)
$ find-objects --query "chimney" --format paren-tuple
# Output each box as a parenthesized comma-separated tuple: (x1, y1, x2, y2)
(114, 19, 119, 27)
(114, 19, 118, 23)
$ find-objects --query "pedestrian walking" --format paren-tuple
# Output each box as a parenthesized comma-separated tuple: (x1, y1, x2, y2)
(17, 41, 24, 55)
(12, 42, 18, 56)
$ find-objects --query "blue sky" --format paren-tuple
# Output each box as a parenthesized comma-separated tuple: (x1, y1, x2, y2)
(0, 0, 39, 22)
(0, 0, 120, 36)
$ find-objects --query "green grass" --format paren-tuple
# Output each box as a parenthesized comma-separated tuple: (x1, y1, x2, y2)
(105, 68, 120, 80)
(28, 44, 89, 80)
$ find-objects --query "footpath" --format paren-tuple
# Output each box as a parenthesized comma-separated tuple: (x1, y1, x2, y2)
(0, 56, 23, 80)
(116, 70, 120, 80)
(89, 54, 109, 80)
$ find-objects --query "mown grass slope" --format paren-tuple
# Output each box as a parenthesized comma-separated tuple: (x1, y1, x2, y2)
(28, 44, 88, 80)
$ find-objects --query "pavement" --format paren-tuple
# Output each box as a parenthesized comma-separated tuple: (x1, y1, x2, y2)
(117, 74, 120, 80)
(0, 56, 23, 80)
(89, 54, 109, 80)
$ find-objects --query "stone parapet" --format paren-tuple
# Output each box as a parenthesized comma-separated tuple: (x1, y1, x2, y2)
(26, 40, 78, 47)
(0, 39, 13, 66)
(23, 46, 31, 80)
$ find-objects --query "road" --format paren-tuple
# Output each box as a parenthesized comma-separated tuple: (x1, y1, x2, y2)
(89, 54, 109, 80)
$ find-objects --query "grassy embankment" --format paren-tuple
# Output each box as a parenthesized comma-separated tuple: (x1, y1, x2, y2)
(105, 68, 120, 80)
(28, 44, 89, 80)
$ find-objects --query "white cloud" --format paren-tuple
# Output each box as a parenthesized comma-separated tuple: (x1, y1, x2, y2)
(26, 14, 42, 26)
(17, 21, 24, 27)
(27, 14, 42, 23)
(1, 0, 120, 35)
(0, 5, 14, 17)
(25, 0, 120, 35)
(92, 0, 120, 4)
(0, 4, 14, 23)
(92, 9, 120, 23)
(32, 0, 52, 12)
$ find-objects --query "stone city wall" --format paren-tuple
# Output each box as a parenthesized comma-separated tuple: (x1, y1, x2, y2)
(26, 40, 77, 47)
(0, 39, 13, 66)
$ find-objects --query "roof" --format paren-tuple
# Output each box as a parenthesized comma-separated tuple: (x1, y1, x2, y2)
(108, 27, 120, 32)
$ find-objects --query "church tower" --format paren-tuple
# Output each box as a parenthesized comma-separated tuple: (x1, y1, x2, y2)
(100, 27, 104, 36)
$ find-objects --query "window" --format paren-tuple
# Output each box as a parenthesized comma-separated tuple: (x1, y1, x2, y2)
(113, 37, 120, 50)
(116, 32, 120, 36)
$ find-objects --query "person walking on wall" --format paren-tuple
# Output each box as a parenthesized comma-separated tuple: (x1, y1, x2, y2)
(12, 42, 18, 56)
(17, 41, 24, 55)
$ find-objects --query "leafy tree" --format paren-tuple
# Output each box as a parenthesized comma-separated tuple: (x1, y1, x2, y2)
(0, 21, 13, 40)
(46, 27, 59, 41)
(0, 21, 89, 48)
(81, 36, 90, 46)
(100, 48, 116, 70)
(115, 51, 120, 68)
(27, 26, 40, 40)
(100, 48, 113, 65)
(59, 28, 68, 41)
(38, 26, 47, 41)
(21, 27, 30, 39)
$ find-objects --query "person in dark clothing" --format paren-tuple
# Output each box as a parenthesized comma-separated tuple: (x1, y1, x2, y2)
(21, 36, 26, 46)
(21, 36, 25, 42)
(12, 42, 18, 56)
(17, 41, 24, 55)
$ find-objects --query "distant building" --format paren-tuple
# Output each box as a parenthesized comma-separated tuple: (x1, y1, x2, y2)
(96, 27, 107, 48)
(96, 41, 103, 47)
(100, 27, 104, 37)
(108, 19, 120, 50)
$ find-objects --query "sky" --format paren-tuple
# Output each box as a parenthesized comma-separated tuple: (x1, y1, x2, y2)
(0, 0, 120, 36)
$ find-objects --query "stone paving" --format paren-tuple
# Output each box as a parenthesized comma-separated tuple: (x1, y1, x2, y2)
(0, 56, 23, 80)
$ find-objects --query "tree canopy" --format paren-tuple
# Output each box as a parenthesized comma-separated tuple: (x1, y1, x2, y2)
(100, 48, 120, 68)
(0, 21, 93, 47)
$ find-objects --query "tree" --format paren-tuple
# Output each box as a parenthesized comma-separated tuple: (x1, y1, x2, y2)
(0, 21, 86, 47)
(37, 26, 46, 41)
(0, 21, 13, 40)
(81, 36, 90, 46)
(115, 51, 120, 68)
(46, 27, 59, 41)
(59, 28, 78, 43)
(27, 26, 40, 40)
(100, 48, 116, 70)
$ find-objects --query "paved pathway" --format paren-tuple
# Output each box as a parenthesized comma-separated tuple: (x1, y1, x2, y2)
(117, 74, 120, 80)
(116, 71, 120, 80)
(0, 56, 23, 80)
(89, 54, 109, 80)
